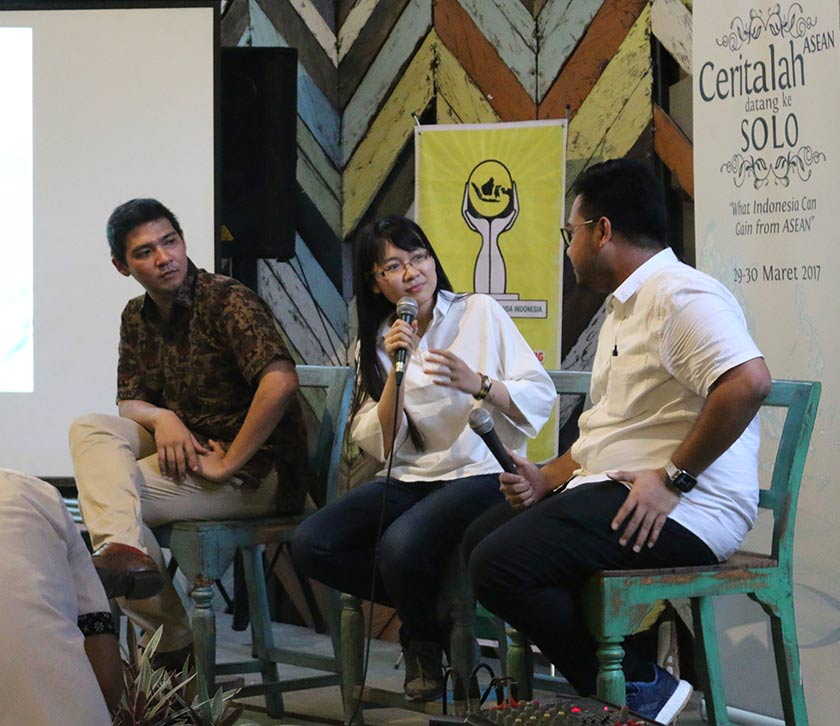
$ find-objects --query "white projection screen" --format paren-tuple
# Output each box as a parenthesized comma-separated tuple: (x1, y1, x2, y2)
(0, 2, 217, 478)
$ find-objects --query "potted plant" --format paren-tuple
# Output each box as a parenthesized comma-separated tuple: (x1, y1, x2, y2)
(112, 626, 257, 726)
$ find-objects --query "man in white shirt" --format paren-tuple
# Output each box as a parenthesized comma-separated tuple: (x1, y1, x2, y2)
(0, 469, 122, 725)
(464, 159, 771, 725)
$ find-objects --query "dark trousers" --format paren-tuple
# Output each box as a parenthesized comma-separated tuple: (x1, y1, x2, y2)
(291, 474, 503, 643)
(463, 480, 717, 695)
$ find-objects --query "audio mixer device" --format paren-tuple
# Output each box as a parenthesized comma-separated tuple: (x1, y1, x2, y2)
(429, 696, 664, 725)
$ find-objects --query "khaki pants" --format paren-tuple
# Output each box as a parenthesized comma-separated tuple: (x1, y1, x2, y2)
(69, 413, 278, 652)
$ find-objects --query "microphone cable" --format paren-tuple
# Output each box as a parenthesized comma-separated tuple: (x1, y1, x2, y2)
(346, 369, 406, 725)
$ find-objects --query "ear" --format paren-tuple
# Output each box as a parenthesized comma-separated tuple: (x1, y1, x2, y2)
(111, 256, 131, 277)
(594, 216, 613, 249)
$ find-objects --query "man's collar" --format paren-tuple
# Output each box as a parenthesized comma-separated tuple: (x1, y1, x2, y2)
(610, 247, 678, 307)
(140, 259, 199, 320)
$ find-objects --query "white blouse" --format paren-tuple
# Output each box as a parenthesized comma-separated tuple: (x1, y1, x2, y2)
(351, 291, 556, 482)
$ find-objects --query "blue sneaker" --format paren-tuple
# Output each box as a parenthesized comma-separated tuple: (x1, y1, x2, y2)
(625, 664, 693, 724)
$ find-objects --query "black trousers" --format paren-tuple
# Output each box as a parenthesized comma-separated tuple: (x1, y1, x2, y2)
(463, 480, 717, 695)
(291, 474, 502, 644)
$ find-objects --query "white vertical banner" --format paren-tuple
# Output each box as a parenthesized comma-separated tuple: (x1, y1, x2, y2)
(694, 2, 839, 722)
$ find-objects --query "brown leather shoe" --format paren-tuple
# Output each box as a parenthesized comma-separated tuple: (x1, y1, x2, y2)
(150, 642, 194, 673)
(92, 542, 163, 600)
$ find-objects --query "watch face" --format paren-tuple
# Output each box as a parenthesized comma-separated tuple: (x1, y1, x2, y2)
(672, 471, 697, 493)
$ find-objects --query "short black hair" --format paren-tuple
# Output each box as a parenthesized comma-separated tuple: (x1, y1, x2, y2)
(571, 159, 667, 249)
(107, 198, 182, 264)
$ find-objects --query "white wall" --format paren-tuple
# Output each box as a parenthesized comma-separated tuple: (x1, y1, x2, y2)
(0, 5, 216, 477)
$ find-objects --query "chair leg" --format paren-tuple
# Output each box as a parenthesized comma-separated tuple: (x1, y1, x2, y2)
(241, 545, 284, 718)
(321, 586, 345, 676)
(506, 626, 533, 701)
(340, 594, 365, 725)
(692, 597, 730, 726)
(493, 616, 509, 677)
(449, 581, 478, 712)
(756, 593, 809, 726)
(189, 577, 217, 706)
(594, 636, 625, 707)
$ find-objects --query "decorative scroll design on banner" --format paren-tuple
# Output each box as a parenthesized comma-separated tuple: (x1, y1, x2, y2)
(721, 146, 826, 188)
(717, 3, 818, 51)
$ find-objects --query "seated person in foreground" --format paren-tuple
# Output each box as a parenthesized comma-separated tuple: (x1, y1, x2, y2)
(292, 216, 556, 701)
(0, 468, 122, 725)
(69, 198, 306, 669)
(463, 159, 771, 725)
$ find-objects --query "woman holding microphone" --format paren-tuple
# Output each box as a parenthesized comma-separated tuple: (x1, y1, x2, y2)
(292, 215, 555, 701)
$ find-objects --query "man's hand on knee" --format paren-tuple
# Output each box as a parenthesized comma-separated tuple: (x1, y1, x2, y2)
(607, 469, 679, 551)
(152, 409, 208, 480)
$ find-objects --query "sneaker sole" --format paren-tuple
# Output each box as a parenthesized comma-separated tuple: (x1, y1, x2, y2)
(655, 679, 693, 724)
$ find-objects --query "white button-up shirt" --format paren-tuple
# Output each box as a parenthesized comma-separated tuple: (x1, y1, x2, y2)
(0, 469, 112, 726)
(570, 248, 763, 560)
(351, 291, 556, 482)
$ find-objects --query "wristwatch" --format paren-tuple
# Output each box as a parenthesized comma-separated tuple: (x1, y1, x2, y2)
(664, 461, 698, 493)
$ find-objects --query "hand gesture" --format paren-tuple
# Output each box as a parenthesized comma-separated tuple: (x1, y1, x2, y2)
(607, 469, 680, 551)
(423, 348, 482, 395)
(193, 439, 233, 483)
(153, 410, 208, 480)
(499, 451, 551, 510)
(383, 317, 419, 369)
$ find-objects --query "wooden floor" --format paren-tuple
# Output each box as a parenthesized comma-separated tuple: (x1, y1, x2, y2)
(199, 613, 709, 726)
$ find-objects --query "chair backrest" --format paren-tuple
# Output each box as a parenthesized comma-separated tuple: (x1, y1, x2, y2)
(759, 379, 821, 566)
(547, 369, 591, 397)
(544, 371, 822, 567)
(296, 365, 354, 507)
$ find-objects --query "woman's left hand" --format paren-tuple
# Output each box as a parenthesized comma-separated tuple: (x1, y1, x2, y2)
(424, 348, 483, 396)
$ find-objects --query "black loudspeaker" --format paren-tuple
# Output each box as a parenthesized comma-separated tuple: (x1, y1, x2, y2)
(221, 47, 297, 260)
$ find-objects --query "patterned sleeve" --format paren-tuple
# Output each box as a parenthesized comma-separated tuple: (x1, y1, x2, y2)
(221, 282, 295, 384)
(116, 299, 156, 403)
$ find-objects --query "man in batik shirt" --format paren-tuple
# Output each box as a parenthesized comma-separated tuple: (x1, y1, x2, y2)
(70, 198, 306, 668)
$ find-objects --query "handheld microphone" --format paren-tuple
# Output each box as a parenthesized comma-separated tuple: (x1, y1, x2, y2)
(468, 408, 518, 474)
(394, 296, 418, 386)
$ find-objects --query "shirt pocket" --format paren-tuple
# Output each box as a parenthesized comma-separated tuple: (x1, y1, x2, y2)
(605, 354, 655, 419)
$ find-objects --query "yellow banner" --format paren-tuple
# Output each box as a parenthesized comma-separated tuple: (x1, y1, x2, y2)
(415, 120, 566, 461)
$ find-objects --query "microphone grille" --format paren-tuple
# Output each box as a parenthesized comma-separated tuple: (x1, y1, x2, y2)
(396, 296, 418, 318)
(468, 407, 494, 435)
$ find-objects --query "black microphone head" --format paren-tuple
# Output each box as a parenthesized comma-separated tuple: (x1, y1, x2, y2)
(396, 296, 418, 321)
(468, 407, 494, 436)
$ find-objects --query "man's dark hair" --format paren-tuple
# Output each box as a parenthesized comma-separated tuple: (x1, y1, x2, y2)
(107, 198, 182, 264)
(571, 159, 667, 249)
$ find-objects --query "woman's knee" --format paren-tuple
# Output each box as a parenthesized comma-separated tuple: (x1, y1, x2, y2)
(377, 523, 426, 581)
(290, 515, 334, 576)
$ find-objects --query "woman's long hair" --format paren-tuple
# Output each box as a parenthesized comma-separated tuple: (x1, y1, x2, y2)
(352, 216, 454, 447)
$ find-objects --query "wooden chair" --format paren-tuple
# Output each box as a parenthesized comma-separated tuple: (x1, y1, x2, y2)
(339, 372, 591, 724)
(508, 374, 821, 726)
(154, 364, 354, 717)
(340, 547, 478, 724)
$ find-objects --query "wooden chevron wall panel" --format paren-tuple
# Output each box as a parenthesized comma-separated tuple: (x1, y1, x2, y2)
(535, 0, 602, 100)
(220, 0, 694, 368)
(341, 0, 432, 166)
(538, 0, 648, 120)
(434, 0, 535, 121)
(565, 4, 652, 186)
(342, 31, 437, 236)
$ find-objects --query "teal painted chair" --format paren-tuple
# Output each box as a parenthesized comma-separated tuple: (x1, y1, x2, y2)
(340, 547, 479, 724)
(508, 374, 821, 726)
(154, 364, 354, 717)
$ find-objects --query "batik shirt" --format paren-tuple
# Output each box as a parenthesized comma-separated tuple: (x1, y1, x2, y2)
(117, 261, 306, 503)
